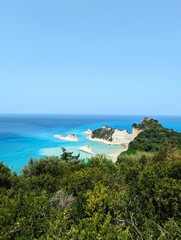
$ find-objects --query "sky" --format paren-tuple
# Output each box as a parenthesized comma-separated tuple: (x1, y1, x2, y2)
(0, 0, 180, 115)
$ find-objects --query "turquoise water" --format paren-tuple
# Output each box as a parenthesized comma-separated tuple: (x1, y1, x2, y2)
(0, 114, 181, 173)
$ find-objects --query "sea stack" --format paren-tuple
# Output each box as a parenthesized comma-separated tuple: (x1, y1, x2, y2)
(54, 134, 79, 142)
(78, 145, 95, 154)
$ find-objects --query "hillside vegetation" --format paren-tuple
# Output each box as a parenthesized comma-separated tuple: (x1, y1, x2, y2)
(124, 117, 181, 154)
(92, 126, 115, 141)
(0, 144, 181, 239)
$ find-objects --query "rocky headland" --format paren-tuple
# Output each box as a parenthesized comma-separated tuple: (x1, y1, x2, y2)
(85, 125, 142, 146)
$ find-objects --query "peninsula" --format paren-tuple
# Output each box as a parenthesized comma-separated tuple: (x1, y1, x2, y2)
(85, 125, 142, 146)
(83, 117, 181, 159)
(82, 124, 142, 159)
(123, 117, 181, 154)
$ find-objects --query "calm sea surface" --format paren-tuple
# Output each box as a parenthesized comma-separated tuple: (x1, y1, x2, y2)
(0, 114, 181, 173)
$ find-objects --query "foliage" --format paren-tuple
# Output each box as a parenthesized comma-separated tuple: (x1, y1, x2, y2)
(126, 117, 181, 153)
(0, 162, 11, 189)
(0, 147, 181, 239)
(92, 126, 115, 141)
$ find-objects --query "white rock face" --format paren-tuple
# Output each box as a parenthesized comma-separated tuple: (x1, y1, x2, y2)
(111, 129, 134, 144)
(132, 127, 143, 138)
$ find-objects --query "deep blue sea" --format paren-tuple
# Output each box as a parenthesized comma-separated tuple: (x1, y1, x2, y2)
(0, 114, 181, 173)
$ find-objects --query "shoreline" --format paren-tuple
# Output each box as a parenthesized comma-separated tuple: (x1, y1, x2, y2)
(85, 128, 134, 146)
(78, 142, 128, 162)
(82, 127, 134, 161)
(87, 135, 131, 145)
(107, 145, 128, 162)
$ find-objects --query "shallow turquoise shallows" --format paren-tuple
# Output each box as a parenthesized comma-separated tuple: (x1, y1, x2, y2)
(0, 114, 181, 173)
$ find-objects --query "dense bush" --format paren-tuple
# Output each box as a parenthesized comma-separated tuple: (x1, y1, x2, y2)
(92, 127, 115, 141)
(0, 146, 180, 239)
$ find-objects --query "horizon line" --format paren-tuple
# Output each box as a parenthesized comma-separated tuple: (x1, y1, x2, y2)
(0, 113, 181, 117)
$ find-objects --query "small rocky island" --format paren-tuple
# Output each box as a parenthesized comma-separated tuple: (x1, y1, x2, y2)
(54, 134, 79, 142)
(78, 145, 95, 154)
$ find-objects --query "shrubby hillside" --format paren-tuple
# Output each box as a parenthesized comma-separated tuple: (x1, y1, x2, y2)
(0, 145, 180, 239)
(127, 117, 181, 153)
(92, 126, 115, 141)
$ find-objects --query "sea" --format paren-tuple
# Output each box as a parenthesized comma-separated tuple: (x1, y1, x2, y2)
(0, 114, 181, 173)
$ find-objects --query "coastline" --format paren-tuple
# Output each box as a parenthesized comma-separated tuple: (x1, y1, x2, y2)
(1, 114, 181, 173)
(87, 135, 132, 145)
(107, 145, 128, 162)
(53, 131, 127, 160)
(80, 126, 137, 160)
(87, 135, 130, 159)
(54, 125, 136, 161)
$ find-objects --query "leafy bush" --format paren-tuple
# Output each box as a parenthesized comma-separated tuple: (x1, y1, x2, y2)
(0, 147, 180, 239)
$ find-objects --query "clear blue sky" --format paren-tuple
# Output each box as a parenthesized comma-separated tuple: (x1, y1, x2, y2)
(0, 0, 180, 115)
